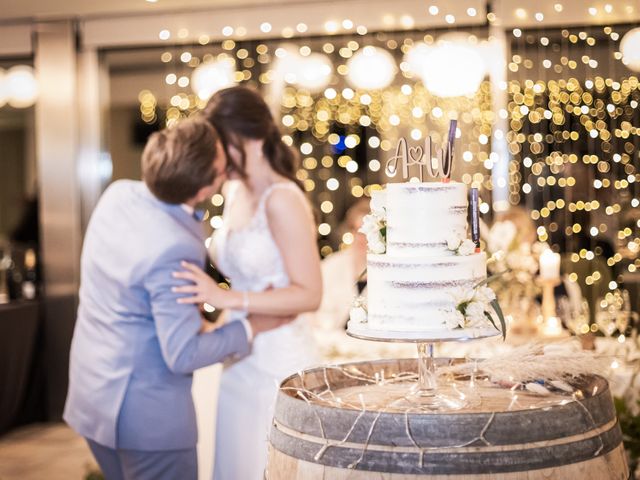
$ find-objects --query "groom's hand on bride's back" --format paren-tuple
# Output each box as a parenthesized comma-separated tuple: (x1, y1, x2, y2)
(247, 314, 295, 336)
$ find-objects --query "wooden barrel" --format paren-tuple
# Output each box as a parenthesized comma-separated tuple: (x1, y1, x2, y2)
(267, 358, 629, 479)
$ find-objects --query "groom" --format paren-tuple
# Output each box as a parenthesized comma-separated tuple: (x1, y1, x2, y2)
(64, 118, 286, 480)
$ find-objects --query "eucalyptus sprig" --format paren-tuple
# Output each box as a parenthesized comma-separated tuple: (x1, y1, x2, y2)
(474, 270, 509, 341)
(474, 269, 510, 289)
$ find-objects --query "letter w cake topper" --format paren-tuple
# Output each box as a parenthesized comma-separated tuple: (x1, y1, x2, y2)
(385, 119, 457, 182)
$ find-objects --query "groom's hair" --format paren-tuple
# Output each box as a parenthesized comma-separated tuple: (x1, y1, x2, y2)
(142, 117, 219, 204)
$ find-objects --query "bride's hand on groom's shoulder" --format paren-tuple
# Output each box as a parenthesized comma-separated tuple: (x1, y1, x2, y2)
(247, 313, 295, 336)
(172, 261, 238, 309)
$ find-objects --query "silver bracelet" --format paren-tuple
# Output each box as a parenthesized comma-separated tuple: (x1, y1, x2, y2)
(242, 291, 250, 312)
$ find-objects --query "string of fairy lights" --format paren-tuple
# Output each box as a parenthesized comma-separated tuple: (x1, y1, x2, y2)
(506, 23, 639, 297)
(135, 9, 639, 300)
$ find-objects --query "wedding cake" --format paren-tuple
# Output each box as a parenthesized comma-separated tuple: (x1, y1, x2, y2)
(348, 127, 503, 339)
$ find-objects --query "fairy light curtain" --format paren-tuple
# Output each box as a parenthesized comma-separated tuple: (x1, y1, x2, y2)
(507, 23, 639, 311)
(135, 18, 639, 308)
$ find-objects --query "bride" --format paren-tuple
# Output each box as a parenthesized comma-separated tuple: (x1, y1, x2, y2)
(173, 86, 322, 479)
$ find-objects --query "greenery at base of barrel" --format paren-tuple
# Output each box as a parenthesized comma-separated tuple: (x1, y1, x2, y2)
(614, 397, 640, 477)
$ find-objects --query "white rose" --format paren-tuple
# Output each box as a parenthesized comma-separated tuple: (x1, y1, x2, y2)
(473, 285, 496, 304)
(367, 232, 386, 254)
(353, 295, 367, 309)
(448, 287, 475, 305)
(458, 239, 476, 256)
(442, 308, 465, 329)
(359, 213, 381, 236)
(446, 234, 462, 251)
(370, 190, 387, 217)
(465, 301, 488, 327)
(350, 306, 367, 324)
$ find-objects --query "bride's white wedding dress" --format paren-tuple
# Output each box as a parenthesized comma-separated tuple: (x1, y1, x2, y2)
(210, 180, 318, 480)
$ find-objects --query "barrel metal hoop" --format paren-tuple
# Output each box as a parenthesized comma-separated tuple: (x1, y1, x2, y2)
(269, 420, 623, 475)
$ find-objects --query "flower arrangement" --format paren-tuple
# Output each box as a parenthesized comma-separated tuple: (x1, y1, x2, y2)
(350, 279, 505, 339)
(441, 279, 506, 339)
(485, 220, 547, 316)
(359, 190, 387, 254)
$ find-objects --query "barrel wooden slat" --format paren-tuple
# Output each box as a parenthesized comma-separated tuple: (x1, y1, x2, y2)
(267, 443, 628, 480)
(268, 358, 629, 479)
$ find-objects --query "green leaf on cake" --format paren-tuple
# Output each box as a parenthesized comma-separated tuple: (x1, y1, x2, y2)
(490, 298, 507, 341)
(484, 311, 498, 331)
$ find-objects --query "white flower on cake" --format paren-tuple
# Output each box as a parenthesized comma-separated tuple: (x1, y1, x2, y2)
(360, 213, 382, 236)
(370, 189, 386, 217)
(350, 296, 368, 324)
(350, 306, 367, 324)
(473, 285, 496, 304)
(359, 207, 386, 254)
(465, 301, 487, 327)
(446, 234, 476, 256)
(448, 287, 475, 306)
(366, 231, 386, 254)
(443, 308, 465, 329)
(446, 234, 462, 251)
(458, 239, 476, 256)
(443, 283, 505, 338)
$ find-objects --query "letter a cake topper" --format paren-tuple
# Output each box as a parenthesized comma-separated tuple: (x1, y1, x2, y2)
(386, 119, 457, 182)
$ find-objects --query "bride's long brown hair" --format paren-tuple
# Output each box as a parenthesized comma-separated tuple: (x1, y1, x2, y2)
(202, 86, 303, 190)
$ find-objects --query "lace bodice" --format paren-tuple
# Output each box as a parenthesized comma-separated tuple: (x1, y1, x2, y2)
(210, 181, 303, 293)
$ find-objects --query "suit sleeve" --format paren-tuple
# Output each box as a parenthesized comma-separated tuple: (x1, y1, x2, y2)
(143, 243, 251, 374)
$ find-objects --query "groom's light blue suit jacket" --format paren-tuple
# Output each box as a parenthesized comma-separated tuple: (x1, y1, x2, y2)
(64, 180, 250, 451)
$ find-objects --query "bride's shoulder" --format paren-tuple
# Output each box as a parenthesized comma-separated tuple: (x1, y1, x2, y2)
(264, 180, 310, 218)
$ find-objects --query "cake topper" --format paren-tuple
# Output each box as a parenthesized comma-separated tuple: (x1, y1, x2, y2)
(386, 119, 457, 182)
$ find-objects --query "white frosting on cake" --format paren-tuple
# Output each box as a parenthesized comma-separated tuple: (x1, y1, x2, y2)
(386, 182, 468, 257)
(351, 180, 490, 334)
(366, 252, 486, 330)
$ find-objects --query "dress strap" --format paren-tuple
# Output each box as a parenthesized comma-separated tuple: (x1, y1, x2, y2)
(223, 181, 241, 207)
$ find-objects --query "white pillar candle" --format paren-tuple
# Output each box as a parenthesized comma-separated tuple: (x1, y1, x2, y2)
(542, 316, 563, 336)
(539, 249, 561, 280)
